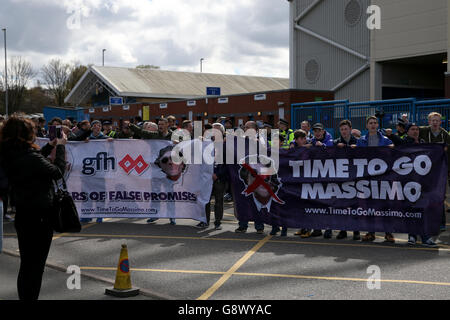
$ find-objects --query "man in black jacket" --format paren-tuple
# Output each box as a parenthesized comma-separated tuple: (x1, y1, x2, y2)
(129, 117, 173, 141)
(402, 123, 437, 247)
(201, 123, 228, 230)
(70, 120, 92, 142)
(333, 120, 360, 241)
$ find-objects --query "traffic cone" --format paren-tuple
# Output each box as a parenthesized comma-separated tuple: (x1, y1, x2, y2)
(105, 244, 140, 297)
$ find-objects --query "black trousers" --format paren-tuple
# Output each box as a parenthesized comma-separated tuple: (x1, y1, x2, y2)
(205, 179, 226, 226)
(14, 208, 53, 301)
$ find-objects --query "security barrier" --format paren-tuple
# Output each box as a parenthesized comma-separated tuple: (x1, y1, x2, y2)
(291, 98, 450, 137)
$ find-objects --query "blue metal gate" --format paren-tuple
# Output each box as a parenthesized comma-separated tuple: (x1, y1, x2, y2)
(291, 100, 348, 138)
(291, 98, 450, 137)
(415, 99, 450, 132)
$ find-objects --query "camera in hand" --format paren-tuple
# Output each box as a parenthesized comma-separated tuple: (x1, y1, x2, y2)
(48, 125, 63, 140)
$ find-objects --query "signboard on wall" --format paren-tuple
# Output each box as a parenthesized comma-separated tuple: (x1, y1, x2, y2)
(254, 94, 266, 101)
(207, 87, 221, 96)
(109, 97, 124, 105)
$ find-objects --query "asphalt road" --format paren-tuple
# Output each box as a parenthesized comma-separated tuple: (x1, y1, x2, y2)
(1, 202, 449, 301)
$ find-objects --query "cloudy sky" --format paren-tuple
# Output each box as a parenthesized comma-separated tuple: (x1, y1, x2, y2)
(0, 0, 289, 85)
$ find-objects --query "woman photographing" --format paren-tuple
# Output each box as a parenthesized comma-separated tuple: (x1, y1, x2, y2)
(0, 114, 67, 300)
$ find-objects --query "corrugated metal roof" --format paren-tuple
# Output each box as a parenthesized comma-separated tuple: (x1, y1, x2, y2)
(65, 66, 289, 104)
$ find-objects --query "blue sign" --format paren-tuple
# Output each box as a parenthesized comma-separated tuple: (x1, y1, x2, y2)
(109, 97, 124, 105)
(206, 87, 221, 96)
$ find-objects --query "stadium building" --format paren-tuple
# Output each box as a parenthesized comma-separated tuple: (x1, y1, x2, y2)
(288, 0, 449, 101)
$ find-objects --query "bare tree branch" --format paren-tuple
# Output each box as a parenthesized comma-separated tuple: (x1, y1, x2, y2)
(41, 58, 72, 106)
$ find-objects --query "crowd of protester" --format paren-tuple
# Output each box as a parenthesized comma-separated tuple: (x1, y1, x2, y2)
(1, 112, 448, 246)
(0, 111, 449, 301)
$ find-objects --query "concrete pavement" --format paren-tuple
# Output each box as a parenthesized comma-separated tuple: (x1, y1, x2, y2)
(1, 203, 449, 301)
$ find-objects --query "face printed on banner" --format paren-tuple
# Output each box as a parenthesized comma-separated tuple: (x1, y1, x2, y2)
(239, 156, 285, 210)
(247, 164, 272, 199)
(160, 151, 183, 180)
(155, 146, 187, 182)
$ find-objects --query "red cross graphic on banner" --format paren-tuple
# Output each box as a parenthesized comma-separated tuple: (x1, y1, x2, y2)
(241, 163, 285, 204)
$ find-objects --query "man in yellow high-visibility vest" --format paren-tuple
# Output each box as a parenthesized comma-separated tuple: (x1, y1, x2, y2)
(278, 119, 295, 149)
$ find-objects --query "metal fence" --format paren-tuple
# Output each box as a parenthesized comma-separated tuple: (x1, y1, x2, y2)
(291, 98, 450, 138)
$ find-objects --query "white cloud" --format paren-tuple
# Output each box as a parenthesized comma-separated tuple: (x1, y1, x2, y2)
(1, 0, 289, 78)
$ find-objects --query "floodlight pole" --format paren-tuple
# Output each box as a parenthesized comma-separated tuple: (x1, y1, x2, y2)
(2, 28, 8, 117)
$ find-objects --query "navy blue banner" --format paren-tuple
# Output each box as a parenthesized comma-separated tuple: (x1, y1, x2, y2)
(228, 144, 447, 236)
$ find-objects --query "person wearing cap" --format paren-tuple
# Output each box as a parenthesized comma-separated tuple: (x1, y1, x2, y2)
(401, 123, 437, 247)
(309, 123, 334, 147)
(102, 120, 117, 138)
(385, 119, 408, 146)
(303, 123, 334, 238)
(354, 116, 395, 243)
(289, 130, 313, 238)
(89, 120, 109, 140)
(278, 119, 295, 149)
(257, 122, 274, 147)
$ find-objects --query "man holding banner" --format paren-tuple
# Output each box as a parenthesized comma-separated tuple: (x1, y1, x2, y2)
(404, 122, 437, 247)
(355, 116, 395, 243)
(227, 126, 445, 241)
(53, 138, 213, 225)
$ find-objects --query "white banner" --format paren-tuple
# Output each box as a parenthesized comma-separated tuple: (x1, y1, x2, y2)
(38, 139, 214, 222)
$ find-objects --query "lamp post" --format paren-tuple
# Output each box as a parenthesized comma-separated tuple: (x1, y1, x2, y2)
(102, 49, 106, 66)
(200, 58, 204, 73)
(2, 28, 8, 118)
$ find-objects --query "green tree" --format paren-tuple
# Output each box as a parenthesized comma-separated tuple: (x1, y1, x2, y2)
(66, 63, 88, 93)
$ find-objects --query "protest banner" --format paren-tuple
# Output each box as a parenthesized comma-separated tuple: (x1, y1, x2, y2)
(38, 138, 214, 222)
(227, 141, 447, 236)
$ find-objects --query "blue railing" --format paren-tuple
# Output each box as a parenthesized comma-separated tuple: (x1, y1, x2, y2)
(291, 98, 450, 137)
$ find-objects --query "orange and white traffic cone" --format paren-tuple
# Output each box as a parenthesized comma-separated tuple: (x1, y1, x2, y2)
(105, 244, 140, 297)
